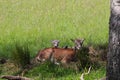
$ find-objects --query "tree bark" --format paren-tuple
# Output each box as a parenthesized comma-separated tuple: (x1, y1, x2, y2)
(107, 0, 120, 80)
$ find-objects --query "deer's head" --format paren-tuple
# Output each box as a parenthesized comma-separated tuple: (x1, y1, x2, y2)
(52, 40, 60, 48)
(71, 38, 84, 50)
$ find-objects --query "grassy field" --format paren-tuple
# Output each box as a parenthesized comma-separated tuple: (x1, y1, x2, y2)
(0, 0, 109, 80)
(25, 65, 106, 80)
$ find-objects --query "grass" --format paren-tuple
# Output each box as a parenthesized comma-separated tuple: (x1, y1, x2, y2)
(11, 43, 30, 69)
(0, 60, 106, 80)
(0, 0, 109, 80)
(0, 0, 109, 58)
(24, 62, 106, 80)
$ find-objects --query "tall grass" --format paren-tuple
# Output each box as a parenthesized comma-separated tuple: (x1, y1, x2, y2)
(0, 0, 109, 58)
(11, 42, 30, 69)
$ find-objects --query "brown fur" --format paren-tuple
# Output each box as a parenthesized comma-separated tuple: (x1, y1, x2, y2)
(52, 48, 76, 63)
(35, 48, 53, 62)
(35, 47, 77, 64)
(36, 48, 76, 63)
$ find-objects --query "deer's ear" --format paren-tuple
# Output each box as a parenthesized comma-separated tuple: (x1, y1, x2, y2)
(70, 39, 74, 42)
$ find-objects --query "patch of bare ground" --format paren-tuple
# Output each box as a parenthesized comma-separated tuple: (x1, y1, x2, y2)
(0, 60, 20, 75)
(0, 60, 33, 80)
(88, 45, 107, 66)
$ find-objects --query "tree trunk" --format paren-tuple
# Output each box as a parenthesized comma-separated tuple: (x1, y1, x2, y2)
(107, 0, 120, 80)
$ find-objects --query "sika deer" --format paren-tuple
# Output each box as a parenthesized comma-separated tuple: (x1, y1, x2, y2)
(35, 39, 84, 64)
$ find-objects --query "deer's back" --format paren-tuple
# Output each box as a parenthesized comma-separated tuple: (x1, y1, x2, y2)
(53, 48, 75, 60)
(36, 48, 53, 60)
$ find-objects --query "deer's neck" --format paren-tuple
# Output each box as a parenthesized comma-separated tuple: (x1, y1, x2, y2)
(72, 46, 78, 53)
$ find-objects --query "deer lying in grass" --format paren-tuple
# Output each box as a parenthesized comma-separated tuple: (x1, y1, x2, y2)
(35, 39, 84, 64)
(51, 39, 84, 64)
